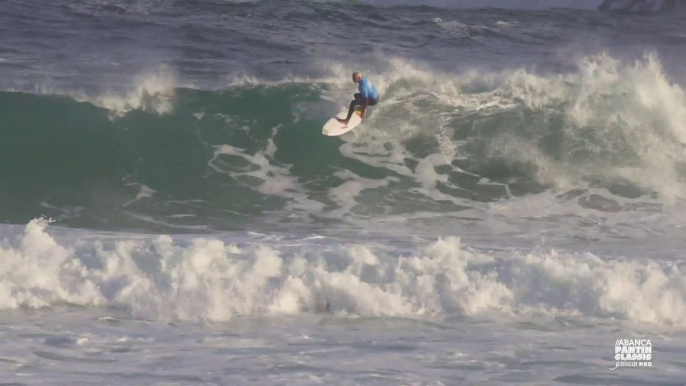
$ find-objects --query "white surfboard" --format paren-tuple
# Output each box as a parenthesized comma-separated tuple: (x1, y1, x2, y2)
(322, 109, 363, 136)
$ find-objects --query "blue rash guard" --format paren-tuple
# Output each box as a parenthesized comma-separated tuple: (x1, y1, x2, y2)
(342, 75, 380, 121)
(358, 77, 379, 101)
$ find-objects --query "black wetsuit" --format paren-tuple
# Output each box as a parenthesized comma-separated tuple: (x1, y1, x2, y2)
(345, 93, 378, 121)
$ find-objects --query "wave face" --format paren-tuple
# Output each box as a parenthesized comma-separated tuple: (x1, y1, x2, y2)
(1, 54, 685, 235)
(1, 219, 683, 327)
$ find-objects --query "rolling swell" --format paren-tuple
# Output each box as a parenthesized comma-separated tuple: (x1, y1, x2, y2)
(2, 54, 685, 232)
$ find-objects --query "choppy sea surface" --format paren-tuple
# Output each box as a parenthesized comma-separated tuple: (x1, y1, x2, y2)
(1, 0, 686, 384)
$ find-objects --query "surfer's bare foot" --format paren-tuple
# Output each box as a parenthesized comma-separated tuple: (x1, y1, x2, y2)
(337, 118, 349, 125)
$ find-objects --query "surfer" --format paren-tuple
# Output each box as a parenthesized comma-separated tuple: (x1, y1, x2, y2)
(337, 72, 379, 125)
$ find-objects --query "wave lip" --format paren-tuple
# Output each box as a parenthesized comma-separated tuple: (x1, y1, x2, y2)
(358, 0, 604, 10)
(599, 0, 686, 13)
(1, 220, 684, 328)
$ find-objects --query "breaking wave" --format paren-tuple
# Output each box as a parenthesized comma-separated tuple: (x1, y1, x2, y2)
(1, 53, 684, 232)
(1, 219, 683, 327)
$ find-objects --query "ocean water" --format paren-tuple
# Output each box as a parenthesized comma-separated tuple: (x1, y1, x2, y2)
(1, 0, 686, 384)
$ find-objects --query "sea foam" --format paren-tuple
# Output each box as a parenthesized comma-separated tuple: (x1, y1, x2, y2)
(0, 220, 683, 328)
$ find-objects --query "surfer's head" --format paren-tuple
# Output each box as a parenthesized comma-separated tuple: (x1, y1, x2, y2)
(352, 72, 362, 83)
